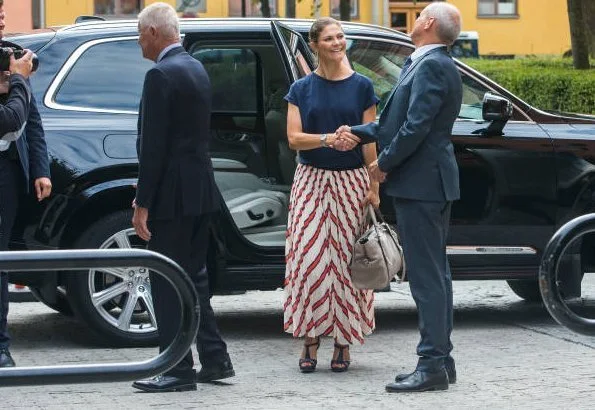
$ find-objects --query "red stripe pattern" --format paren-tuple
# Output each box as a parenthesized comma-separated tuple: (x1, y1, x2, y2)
(283, 164, 375, 345)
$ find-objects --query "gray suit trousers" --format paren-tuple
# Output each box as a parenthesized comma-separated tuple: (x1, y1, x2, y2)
(393, 197, 454, 372)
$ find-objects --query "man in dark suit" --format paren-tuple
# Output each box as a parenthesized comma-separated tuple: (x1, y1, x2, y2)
(339, 2, 463, 392)
(0, 0, 52, 368)
(131, 3, 234, 393)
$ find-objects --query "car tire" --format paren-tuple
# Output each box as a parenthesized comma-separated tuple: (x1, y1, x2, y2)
(66, 210, 158, 347)
(29, 286, 74, 316)
(506, 279, 542, 302)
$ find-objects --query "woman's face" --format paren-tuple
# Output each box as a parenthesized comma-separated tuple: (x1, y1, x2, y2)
(312, 24, 346, 64)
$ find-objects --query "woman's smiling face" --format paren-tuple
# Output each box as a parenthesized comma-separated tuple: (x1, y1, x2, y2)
(311, 23, 347, 64)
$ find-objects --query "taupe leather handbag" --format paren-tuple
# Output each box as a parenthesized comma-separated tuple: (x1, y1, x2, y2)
(350, 205, 405, 290)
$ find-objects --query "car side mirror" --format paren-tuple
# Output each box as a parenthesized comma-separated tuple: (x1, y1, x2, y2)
(472, 92, 513, 137)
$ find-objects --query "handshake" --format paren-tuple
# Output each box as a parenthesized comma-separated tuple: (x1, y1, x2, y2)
(328, 125, 361, 151)
(331, 125, 386, 183)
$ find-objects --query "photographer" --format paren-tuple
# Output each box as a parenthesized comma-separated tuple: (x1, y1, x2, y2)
(0, 0, 52, 369)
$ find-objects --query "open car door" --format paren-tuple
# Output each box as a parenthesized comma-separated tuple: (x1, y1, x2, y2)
(270, 21, 316, 82)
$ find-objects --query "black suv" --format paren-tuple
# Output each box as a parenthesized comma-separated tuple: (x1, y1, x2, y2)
(6, 18, 595, 346)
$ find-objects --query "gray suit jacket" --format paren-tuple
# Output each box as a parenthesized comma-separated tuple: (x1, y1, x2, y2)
(352, 47, 462, 202)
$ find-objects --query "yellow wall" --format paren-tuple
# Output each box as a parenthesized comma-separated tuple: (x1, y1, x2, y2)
(292, 0, 570, 56)
(449, 0, 570, 55)
(46, 0, 93, 27)
(295, 0, 380, 23)
(43, 1, 569, 56)
(44, 1, 377, 26)
(156, 0, 229, 17)
(45, 0, 228, 26)
(296, 0, 319, 18)
(196, 0, 228, 17)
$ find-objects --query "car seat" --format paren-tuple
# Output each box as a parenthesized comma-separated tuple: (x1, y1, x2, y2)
(221, 188, 287, 229)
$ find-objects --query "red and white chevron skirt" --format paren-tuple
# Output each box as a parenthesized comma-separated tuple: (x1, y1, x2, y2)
(283, 163, 375, 345)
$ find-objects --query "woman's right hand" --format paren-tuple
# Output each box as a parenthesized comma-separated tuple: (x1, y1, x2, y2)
(332, 130, 361, 151)
(363, 188, 380, 209)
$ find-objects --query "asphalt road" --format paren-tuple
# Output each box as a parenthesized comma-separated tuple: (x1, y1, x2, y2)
(2, 280, 595, 409)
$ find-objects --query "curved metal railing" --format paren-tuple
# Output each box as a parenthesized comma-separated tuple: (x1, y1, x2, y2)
(0, 249, 199, 386)
(539, 214, 595, 336)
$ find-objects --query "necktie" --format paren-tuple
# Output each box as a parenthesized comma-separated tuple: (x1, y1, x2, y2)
(400, 56, 412, 80)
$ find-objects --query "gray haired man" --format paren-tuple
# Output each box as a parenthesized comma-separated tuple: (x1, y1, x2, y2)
(131, 2, 234, 393)
(339, 2, 464, 392)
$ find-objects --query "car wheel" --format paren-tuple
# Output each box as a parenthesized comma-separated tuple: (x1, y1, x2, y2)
(506, 279, 542, 302)
(29, 286, 74, 316)
(67, 210, 158, 346)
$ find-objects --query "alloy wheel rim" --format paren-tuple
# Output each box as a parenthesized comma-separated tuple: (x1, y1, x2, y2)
(88, 228, 157, 334)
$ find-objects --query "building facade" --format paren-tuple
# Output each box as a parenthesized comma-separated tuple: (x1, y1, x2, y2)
(12, 1, 573, 56)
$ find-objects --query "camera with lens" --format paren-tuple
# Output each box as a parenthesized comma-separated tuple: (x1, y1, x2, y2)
(0, 47, 39, 72)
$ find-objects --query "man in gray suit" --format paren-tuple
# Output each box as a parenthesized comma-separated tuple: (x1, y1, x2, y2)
(339, 2, 463, 392)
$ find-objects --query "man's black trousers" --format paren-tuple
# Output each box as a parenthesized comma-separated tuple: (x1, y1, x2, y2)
(147, 213, 228, 380)
(0, 158, 21, 350)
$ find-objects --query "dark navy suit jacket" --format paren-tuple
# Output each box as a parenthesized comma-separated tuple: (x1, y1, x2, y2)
(0, 73, 50, 192)
(136, 46, 219, 220)
(352, 47, 462, 202)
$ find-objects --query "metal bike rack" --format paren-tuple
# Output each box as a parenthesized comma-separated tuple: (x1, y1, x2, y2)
(539, 213, 595, 336)
(0, 249, 199, 386)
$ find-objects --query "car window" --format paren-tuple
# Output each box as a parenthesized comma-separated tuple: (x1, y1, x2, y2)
(191, 48, 258, 112)
(345, 38, 411, 112)
(459, 72, 527, 122)
(344, 38, 525, 122)
(55, 39, 152, 112)
(459, 73, 490, 120)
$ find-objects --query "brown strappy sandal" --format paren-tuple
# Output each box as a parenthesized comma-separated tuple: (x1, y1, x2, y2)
(331, 343, 351, 372)
(299, 337, 320, 373)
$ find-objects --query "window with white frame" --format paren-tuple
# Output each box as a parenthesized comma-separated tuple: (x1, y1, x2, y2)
(478, 0, 517, 16)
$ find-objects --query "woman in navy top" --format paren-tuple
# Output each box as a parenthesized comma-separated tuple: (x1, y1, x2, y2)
(283, 17, 379, 374)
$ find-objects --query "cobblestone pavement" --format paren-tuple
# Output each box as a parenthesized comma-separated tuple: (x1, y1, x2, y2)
(2, 280, 595, 409)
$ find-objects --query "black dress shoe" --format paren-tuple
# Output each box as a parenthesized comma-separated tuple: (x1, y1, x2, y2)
(196, 358, 235, 383)
(132, 375, 197, 393)
(395, 364, 456, 384)
(386, 369, 449, 392)
(0, 349, 16, 368)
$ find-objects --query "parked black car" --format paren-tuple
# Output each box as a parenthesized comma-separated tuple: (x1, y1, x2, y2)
(6, 18, 595, 346)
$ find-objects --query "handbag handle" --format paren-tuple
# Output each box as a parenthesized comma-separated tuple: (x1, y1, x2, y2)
(359, 205, 388, 232)
(367, 205, 377, 224)
(366, 204, 391, 224)
(366, 204, 405, 282)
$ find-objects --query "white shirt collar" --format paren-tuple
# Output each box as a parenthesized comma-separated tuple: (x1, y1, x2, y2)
(157, 43, 183, 62)
(410, 44, 446, 61)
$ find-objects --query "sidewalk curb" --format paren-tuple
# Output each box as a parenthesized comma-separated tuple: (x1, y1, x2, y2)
(8, 284, 37, 303)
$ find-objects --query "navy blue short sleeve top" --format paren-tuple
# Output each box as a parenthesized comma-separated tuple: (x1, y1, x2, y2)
(284, 72, 379, 170)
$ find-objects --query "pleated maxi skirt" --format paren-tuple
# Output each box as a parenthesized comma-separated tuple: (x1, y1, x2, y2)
(283, 163, 375, 345)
